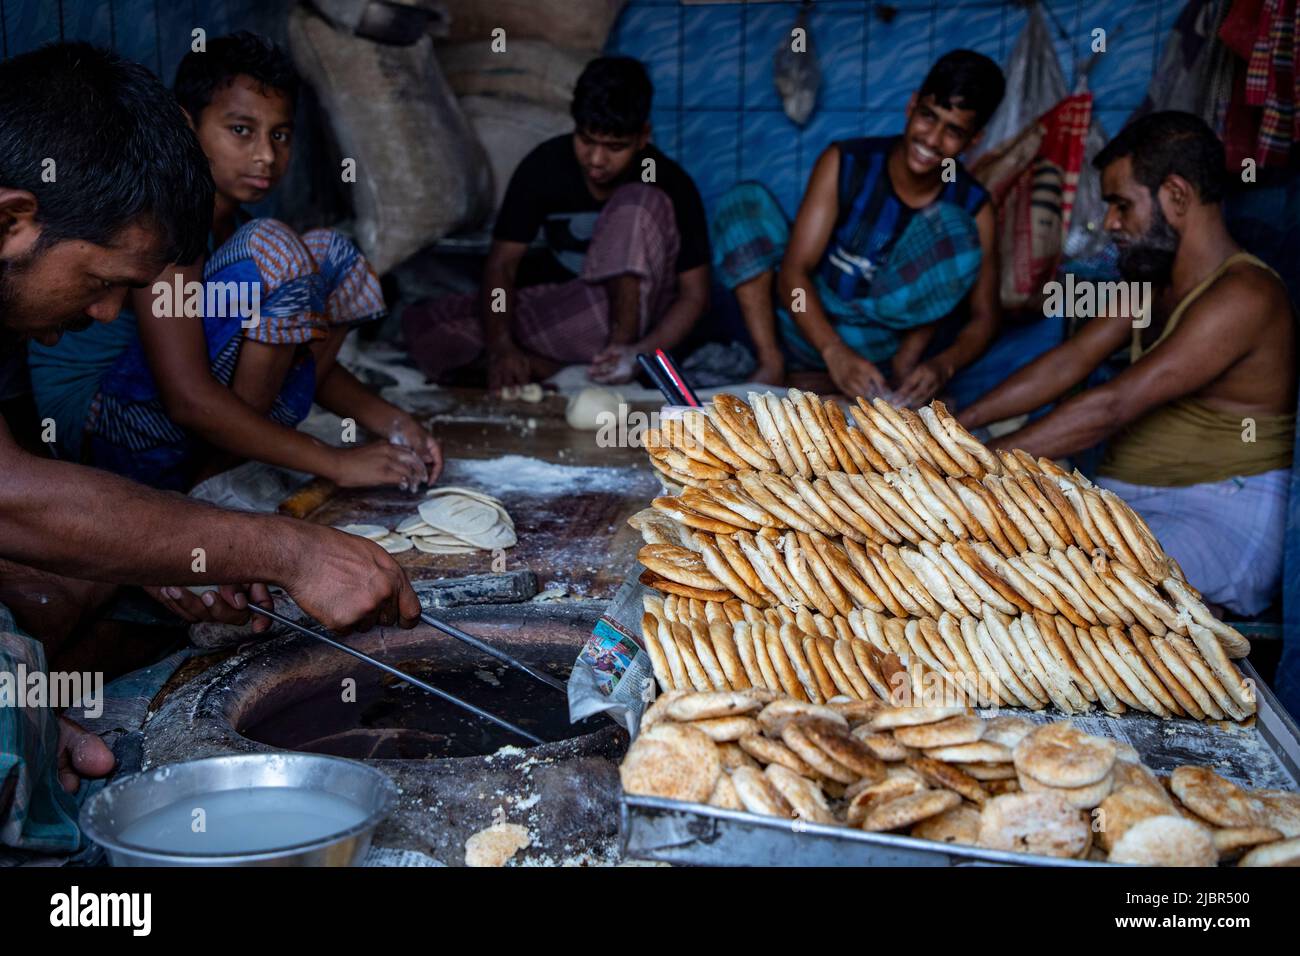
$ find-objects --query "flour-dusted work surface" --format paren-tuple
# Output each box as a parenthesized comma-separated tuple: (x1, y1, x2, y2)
(311, 388, 663, 599)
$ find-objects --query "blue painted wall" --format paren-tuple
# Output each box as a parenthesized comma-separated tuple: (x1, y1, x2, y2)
(605, 0, 1185, 217)
(3, 0, 1182, 220)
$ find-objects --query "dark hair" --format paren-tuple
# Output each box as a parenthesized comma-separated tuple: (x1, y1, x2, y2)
(571, 56, 653, 136)
(173, 31, 300, 122)
(0, 42, 213, 263)
(1094, 111, 1227, 204)
(918, 49, 1006, 131)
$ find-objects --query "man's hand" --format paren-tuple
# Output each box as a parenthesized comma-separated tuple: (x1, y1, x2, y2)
(752, 350, 785, 386)
(893, 356, 953, 408)
(488, 344, 532, 390)
(328, 441, 428, 491)
(144, 583, 274, 633)
(823, 341, 886, 399)
(56, 716, 115, 794)
(589, 343, 638, 384)
(387, 414, 444, 485)
(285, 525, 421, 634)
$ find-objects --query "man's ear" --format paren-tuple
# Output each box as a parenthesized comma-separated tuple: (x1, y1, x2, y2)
(181, 106, 196, 132)
(638, 122, 651, 151)
(0, 188, 40, 256)
(1159, 174, 1195, 223)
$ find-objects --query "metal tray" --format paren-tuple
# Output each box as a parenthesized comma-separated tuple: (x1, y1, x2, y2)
(620, 662, 1300, 867)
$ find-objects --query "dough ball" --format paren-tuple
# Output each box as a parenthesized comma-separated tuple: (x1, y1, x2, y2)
(519, 382, 544, 403)
(565, 386, 624, 430)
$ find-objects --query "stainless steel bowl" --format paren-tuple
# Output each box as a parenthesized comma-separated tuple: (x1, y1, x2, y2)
(80, 753, 397, 866)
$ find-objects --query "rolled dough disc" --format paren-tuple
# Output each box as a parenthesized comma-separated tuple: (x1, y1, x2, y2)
(418, 496, 501, 536)
(377, 533, 414, 554)
(412, 536, 480, 554)
(335, 524, 390, 541)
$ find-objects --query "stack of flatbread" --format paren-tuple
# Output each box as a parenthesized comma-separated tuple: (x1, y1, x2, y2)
(336, 486, 516, 555)
(630, 389, 1256, 720)
(619, 689, 1300, 866)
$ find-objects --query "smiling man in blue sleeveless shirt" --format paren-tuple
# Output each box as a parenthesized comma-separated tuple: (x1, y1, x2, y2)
(712, 50, 1004, 405)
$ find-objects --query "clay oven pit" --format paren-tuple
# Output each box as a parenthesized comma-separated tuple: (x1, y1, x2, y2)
(143, 601, 627, 866)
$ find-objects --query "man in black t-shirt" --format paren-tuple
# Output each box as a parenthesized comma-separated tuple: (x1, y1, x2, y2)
(404, 57, 710, 386)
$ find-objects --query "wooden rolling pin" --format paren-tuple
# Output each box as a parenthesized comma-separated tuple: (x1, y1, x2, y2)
(277, 477, 339, 519)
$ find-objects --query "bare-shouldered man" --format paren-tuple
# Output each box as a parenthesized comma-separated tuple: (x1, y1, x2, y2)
(959, 111, 1295, 616)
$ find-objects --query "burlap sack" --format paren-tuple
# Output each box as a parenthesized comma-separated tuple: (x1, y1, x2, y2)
(441, 0, 626, 52)
(437, 38, 587, 110)
(288, 5, 492, 274)
(461, 95, 574, 212)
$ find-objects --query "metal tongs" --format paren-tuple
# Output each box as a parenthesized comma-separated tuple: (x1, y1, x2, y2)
(249, 604, 566, 747)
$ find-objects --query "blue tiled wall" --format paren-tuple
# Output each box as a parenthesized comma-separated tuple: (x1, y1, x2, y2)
(0, 1, 289, 73)
(3, 0, 1183, 220)
(607, 0, 1186, 217)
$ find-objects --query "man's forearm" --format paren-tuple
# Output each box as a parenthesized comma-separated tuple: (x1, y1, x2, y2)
(605, 273, 640, 345)
(1, 448, 301, 587)
(960, 346, 1082, 429)
(936, 316, 995, 378)
(316, 364, 407, 438)
(480, 259, 519, 351)
(638, 292, 705, 353)
(989, 387, 1121, 460)
(778, 266, 840, 358)
(168, 381, 336, 478)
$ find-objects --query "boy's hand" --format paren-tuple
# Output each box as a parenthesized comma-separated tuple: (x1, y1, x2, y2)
(823, 341, 886, 399)
(589, 344, 637, 384)
(388, 414, 443, 485)
(752, 350, 785, 386)
(330, 441, 428, 491)
(488, 345, 532, 390)
(893, 357, 953, 408)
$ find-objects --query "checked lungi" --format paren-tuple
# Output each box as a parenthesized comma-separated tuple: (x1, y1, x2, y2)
(1098, 469, 1290, 617)
(402, 183, 680, 380)
(28, 219, 385, 491)
(710, 180, 983, 371)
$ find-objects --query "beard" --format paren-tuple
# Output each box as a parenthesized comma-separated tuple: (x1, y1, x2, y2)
(1116, 202, 1180, 283)
(0, 251, 28, 326)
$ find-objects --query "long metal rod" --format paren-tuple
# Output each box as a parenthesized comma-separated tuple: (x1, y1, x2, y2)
(248, 605, 545, 746)
(419, 611, 567, 694)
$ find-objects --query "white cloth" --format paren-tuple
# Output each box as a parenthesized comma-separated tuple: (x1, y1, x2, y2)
(1097, 468, 1290, 616)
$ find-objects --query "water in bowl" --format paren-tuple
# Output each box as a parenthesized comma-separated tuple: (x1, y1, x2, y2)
(118, 787, 367, 855)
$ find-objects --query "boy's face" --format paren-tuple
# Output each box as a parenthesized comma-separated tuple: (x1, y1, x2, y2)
(901, 94, 980, 176)
(572, 125, 650, 189)
(193, 74, 294, 207)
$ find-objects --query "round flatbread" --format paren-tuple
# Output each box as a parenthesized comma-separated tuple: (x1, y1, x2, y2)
(1238, 835, 1300, 867)
(1109, 815, 1217, 867)
(764, 763, 835, 824)
(911, 803, 981, 845)
(1170, 766, 1262, 828)
(977, 791, 1090, 858)
(1014, 722, 1117, 789)
(860, 787, 961, 832)
(1018, 768, 1114, 809)
(620, 722, 720, 802)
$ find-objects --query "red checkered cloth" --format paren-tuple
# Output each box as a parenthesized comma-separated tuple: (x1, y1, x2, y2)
(404, 183, 680, 379)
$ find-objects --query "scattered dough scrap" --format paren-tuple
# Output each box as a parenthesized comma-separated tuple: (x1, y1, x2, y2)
(464, 822, 531, 867)
(566, 386, 624, 430)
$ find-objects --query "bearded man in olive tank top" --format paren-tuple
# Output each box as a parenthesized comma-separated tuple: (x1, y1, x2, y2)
(959, 112, 1295, 617)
